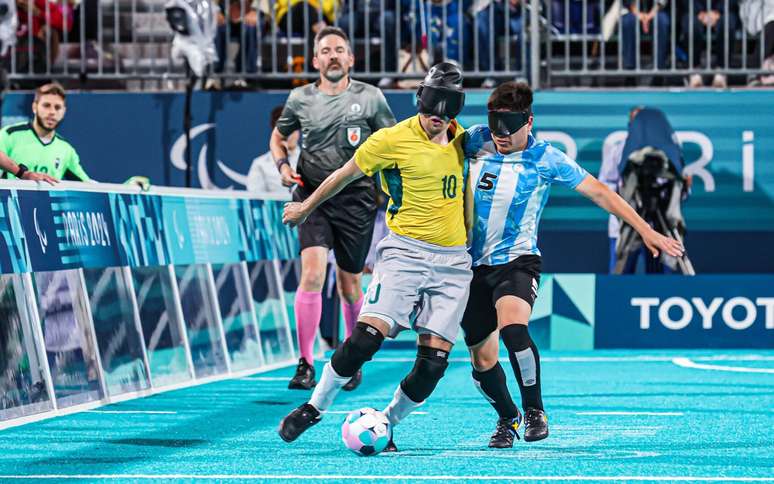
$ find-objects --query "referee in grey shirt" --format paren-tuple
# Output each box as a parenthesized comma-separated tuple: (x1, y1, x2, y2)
(270, 26, 396, 392)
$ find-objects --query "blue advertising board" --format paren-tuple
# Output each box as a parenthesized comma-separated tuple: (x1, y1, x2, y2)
(3, 90, 773, 232)
(3, 90, 774, 272)
(0, 186, 298, 275)
(595, 275, 774, 348)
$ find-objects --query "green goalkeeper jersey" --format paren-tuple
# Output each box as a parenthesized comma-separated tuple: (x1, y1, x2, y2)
(0, 122, 89, 181)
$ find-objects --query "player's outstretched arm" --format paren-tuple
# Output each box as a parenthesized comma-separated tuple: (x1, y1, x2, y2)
(282, 158, 365, 227)
(574, 175, 685, 259)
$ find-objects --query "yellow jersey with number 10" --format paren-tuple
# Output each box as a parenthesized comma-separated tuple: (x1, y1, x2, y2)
(354, 115, 467, 247)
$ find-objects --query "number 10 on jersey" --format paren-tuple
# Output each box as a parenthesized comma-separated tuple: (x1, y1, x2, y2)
(441, 175, 457, 199)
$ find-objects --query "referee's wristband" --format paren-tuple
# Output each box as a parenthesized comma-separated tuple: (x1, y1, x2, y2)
(15, 164, 29, 179)
(275, 157, 289, 172)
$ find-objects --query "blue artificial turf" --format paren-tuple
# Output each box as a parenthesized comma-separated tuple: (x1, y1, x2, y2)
(1, 348, 773, 482)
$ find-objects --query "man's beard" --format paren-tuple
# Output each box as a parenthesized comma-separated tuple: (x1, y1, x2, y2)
(322, 64, 346, 83)
(34, 115, 59, 133)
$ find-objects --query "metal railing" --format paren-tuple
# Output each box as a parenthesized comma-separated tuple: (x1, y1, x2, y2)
(1, 0, 771, 88)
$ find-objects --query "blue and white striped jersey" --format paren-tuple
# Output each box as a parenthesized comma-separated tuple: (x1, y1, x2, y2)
(465, 125, 590, 267)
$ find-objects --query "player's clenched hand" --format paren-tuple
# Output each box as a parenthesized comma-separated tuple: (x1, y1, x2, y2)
(283, 202, 309, 227)
(22, 171, 59, 185)
(280, 164, 303, 187)
(641, 228, 684, 259)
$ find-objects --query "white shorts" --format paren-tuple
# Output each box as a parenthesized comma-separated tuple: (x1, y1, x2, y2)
(359, 233, 473, 343)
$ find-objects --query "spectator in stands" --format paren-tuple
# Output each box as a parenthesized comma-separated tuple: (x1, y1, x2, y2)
(740, 0, 774, 85)
(682, 0, 739, 87)
(551, 0, 602, 34)
(15, 0, 72, 73)
(0, 83, 88, 182)
(469, 0, 526, 87)
(401, 0, 466, 66)
(70, 0, 100, 60)
(274, 0, 338, 72)
(275, 0, 336, 36)
(620, 0, 671, 72)
(209, 0, 261, 89)
(246, 106, 299, 195)
(336, 0, 398, 87)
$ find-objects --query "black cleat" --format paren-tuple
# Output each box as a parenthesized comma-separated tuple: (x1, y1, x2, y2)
(342, 369, 362, 392)
(288, 358, 316, 390)
(488, 412, 522, 448)
(278, 403, 321, 442)
(523, 407, 549, 442)
(383, 438, 398, 453)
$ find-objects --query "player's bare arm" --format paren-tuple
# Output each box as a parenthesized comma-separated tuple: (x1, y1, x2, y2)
(270, 127, 301, 187)
(282, 157, 365, 227)
(575, 175, 684, 258)
(0, 151, 59, 185)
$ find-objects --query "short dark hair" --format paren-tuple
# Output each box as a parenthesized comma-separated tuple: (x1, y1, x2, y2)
(487, 81, 532, 112)
(270, 106, 284, 129)
(313, 26, 350, 55)
(34, 82, 66, 103)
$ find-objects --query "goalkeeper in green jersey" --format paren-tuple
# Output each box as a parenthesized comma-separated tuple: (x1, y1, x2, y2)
(0, 83, 86, 184)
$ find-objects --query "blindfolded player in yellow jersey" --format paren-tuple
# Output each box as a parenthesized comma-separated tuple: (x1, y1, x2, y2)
(279, 62, 472, 452)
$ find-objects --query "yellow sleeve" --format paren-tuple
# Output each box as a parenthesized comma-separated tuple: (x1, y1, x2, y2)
(354, 127, 395, 176)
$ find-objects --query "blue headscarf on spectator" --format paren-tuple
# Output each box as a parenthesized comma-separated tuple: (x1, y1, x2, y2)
(620, 107, 684, 175)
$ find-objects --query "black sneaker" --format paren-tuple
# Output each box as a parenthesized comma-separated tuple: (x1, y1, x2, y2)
(278, 403, 321, 442)
(383, 438, 398, 453)
(524, 407, 549, 442)
(488, 412, 522, 449)
(288, 358, 316, 390)
(342, 369, 362, 392)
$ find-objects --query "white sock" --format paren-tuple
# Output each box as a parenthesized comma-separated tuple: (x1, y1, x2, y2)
(383, 385, 424, 426)
(309, 362, 350, 412)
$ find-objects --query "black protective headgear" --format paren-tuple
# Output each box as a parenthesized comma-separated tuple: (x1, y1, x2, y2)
(416, 62, 465, 120)
(488, 110, 531, 137)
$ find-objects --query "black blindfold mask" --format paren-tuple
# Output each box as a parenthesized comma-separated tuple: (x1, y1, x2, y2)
(417, 85, 466, 120)
(488, 110, 531, 137)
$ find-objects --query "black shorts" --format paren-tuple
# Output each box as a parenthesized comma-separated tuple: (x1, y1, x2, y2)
(461, 254, 542, 347)
(293, 184, 377, 274)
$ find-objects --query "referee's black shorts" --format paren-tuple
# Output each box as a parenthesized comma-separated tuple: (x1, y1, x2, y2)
(461, 254, 542, 347)
(292, 184, 377, 274)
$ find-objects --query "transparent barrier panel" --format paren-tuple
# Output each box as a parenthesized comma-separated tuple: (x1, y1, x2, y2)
(249, 261, 293, 364)
(175, 265, 228, 378)
(82, 267, 150, 397)
(33, 270, 103, 408)
(212, 263, 263, 371)
(131, 266, 192, 388)
(278, 259, 301, 355)
(0, 274, 53, 421)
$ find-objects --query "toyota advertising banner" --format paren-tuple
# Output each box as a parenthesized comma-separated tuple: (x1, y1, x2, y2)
(595, 275, 774, 348)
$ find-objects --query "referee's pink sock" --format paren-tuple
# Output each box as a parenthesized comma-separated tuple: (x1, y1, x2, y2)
(295, 289, 322, 364)
(342, 295, 364, 339)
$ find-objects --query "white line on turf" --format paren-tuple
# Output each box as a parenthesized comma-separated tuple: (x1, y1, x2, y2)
(238, 377, 290, 381)
(672, 357, 774, 374)
(324, 411, 428, 415)
(85, 410, 177, 415)
(1, 475, 773, 481)
(576, 412, 683, 416)
(368, 355, 774, 364)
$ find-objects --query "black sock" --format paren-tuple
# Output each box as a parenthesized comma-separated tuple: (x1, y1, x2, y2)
(472, 362, 519, 420)
(500, 324, 543, 411)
